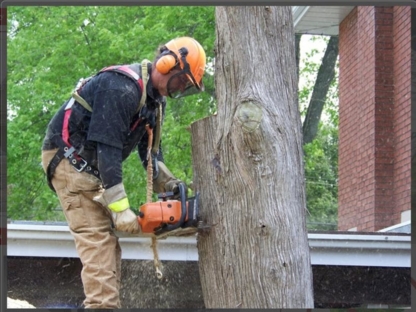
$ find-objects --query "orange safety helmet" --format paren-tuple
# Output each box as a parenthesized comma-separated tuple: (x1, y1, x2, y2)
(156, 37, 206, 98)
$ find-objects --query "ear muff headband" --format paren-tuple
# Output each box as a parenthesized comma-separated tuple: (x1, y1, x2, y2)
(177, 48, 199, 88)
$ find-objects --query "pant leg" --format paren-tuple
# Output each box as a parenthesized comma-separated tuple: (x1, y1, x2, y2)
(42, 149, 122, 309)
(115, 238, 122, 307)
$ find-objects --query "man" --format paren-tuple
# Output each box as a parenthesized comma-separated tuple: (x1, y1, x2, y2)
(41, 36, 206, 308)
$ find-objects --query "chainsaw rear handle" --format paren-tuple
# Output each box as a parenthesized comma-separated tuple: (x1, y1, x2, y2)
(163, 182, 187, 232)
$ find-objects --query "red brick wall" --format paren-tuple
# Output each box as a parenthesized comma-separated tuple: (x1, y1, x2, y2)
(373, 7, 395, 230)
(338, 6, 411, 231)
(338, 7, 362, 230)
(392, 6, 411, 225)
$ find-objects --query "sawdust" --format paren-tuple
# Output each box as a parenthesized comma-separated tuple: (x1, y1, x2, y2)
(7, 297, 36, 308)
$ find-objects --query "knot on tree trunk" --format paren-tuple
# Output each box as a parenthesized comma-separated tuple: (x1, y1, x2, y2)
(236, 101, 263, 133)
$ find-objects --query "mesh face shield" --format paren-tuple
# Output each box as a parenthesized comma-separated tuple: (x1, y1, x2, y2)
(166, 47, 204, 98)
(167, 72, 204, 99)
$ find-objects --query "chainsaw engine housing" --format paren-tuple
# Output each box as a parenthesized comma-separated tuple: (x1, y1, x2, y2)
(137, 185, 199, 235)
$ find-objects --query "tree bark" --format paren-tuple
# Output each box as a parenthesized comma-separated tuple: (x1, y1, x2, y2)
(295, 33, 302, 80)
(302, 36, 339, 144)
(190, 6, 314, 308)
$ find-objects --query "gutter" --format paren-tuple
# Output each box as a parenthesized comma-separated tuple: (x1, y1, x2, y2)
(308, 232, 410, 267)
(7, 223, 410, 267)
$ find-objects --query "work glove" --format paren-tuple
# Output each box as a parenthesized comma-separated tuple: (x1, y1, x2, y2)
(93, 183, 140, 234)
(153, 161, 187, 199)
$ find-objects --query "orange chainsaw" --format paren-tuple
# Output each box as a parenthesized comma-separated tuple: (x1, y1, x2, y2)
(137, 183, 200, 236)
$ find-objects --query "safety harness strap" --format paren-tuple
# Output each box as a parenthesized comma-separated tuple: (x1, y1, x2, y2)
(46, 135, 101, 192)
(71, 91, 93, 112)
(46, 148, 100, 192)
(141, 59, 163, 156)
(138, 59, 150, 113)
(152, 103, 163, 155)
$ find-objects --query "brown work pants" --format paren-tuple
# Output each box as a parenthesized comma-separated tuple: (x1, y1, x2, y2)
(42, 149, 122, 309)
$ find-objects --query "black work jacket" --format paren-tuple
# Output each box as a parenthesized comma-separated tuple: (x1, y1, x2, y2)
(42, 63, 166, 188)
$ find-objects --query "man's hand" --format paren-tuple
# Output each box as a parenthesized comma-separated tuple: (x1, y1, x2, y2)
(165, 180, 187, 199)
(153, 161, 187, 198)
(111, 208, 140, 234)
(93, 183, 140, 234)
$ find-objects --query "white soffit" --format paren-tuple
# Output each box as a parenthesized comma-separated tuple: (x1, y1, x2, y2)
(7, 223, 410, 268)
(293, 6, 355, 36)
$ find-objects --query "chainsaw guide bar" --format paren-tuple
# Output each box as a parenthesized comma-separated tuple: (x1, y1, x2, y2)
(115, 221, 208, 240)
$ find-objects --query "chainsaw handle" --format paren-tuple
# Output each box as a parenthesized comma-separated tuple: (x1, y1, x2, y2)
(164, 183, 187, 232)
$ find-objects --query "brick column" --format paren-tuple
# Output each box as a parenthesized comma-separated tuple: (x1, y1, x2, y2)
(392, 6, 411, 225)
(338, 6, 411, 231)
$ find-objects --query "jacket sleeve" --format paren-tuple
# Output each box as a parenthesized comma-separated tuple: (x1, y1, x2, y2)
(97, 142, 123, 189)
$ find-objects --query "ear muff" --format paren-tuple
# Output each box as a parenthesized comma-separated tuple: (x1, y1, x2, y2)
(156, 54, 177, 74)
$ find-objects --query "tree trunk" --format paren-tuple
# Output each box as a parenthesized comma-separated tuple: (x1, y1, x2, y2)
(190, 6, 314, 308)
(302, 36, 339, 144)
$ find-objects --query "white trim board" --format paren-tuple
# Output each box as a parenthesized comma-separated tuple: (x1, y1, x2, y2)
(7, 224, 410, 268)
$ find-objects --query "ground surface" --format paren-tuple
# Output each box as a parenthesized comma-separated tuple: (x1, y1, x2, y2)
(7, 256, 205, 309)
(7, 256, 411, 308)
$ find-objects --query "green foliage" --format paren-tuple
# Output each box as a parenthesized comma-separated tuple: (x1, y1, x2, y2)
(7, 7, 339, 232)
(304, 123, 338, 230)
(298, 35, 339, 230)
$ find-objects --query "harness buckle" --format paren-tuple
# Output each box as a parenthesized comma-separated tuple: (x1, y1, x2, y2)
(64, 146, 88, 172)
(73, 157, 88, 172)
